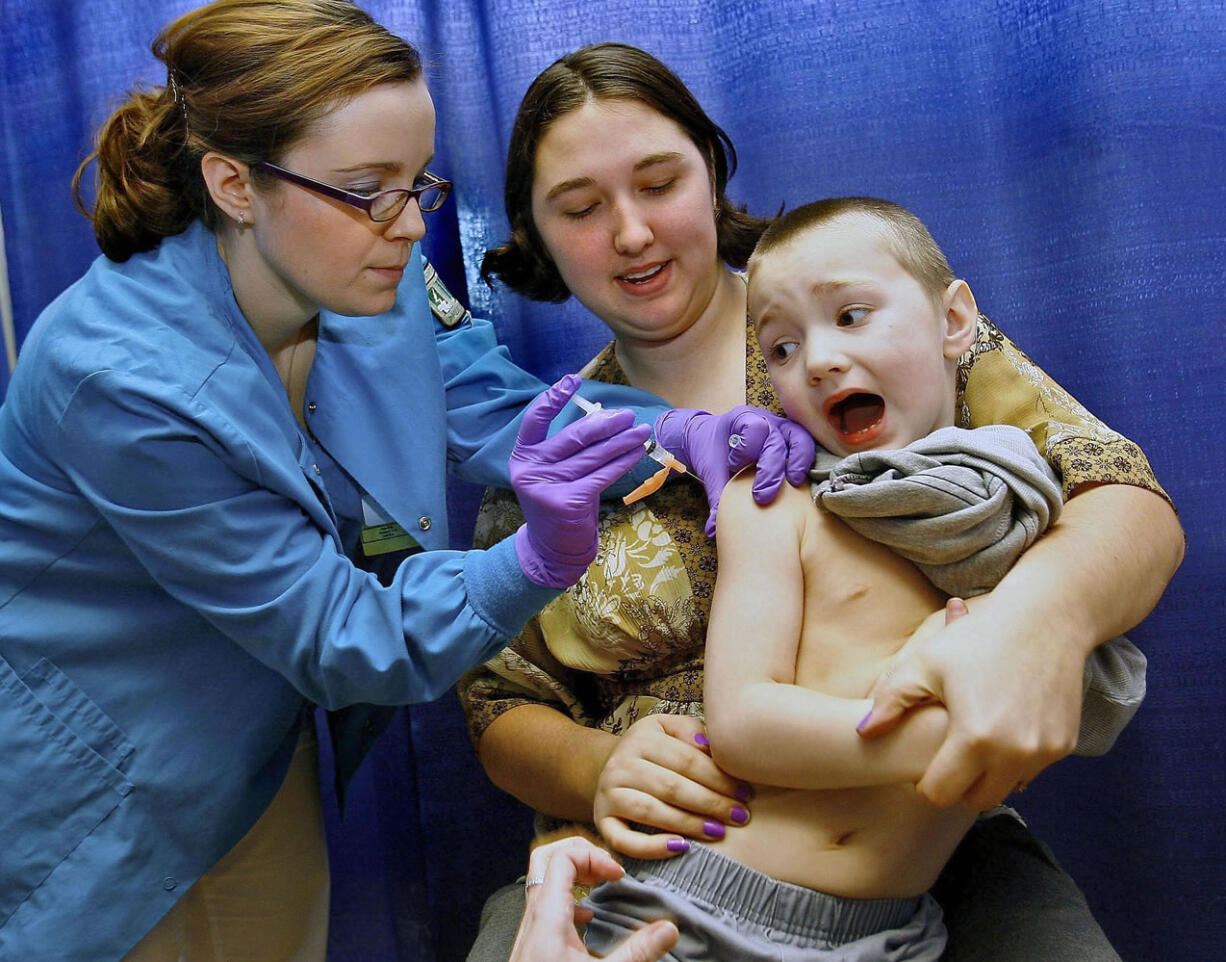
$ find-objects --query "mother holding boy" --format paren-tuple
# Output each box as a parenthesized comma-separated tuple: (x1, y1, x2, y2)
(460, 42, 1183, 961)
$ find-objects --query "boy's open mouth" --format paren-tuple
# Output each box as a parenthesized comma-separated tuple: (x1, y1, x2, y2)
(826, 392, 885, 440)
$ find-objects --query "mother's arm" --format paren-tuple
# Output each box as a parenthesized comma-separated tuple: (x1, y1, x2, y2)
(458, 488, 750, 860)
(861, 318, 1184, 809)
(476, 704, 747, 858)
(864, 483, 1182, 810)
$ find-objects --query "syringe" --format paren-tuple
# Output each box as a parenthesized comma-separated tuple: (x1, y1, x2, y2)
(569, 393, 604, 416)
(571, 393, 694, 502)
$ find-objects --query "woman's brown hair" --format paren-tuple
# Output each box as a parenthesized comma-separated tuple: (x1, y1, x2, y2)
(72, 0, 421, 262)
(481, 42, 773, 302)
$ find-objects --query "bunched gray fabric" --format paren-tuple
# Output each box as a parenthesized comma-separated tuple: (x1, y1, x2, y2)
(810, 424, 1145, 756)
(811, 425, 1062, 593)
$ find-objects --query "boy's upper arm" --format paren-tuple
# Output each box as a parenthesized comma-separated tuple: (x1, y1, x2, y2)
(705, 476, 809, 713)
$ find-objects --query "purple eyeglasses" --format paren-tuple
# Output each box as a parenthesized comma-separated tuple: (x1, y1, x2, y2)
(252, 161, 452, 222)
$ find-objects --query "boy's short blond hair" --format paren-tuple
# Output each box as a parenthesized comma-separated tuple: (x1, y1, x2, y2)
(749, 197, 955, 306)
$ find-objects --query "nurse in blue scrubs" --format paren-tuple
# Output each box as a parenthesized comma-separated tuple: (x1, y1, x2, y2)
(0, 2, 811, 959)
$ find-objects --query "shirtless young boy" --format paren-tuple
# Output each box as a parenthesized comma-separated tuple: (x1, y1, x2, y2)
(582, 198, 1070, 960)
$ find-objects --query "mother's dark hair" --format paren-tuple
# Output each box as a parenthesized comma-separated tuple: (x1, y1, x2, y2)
(481, 42, 772, 302)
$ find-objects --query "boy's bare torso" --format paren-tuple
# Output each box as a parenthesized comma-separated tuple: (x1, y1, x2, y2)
(712, 492, 977, 898)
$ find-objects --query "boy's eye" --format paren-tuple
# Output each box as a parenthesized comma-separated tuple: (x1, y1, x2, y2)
(769, 341, 798, 362)
(837, 307, 869, 327)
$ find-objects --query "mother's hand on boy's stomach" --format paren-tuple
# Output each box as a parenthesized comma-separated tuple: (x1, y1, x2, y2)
(861, 599, 1081, 811)
(593, 714, 752, 859)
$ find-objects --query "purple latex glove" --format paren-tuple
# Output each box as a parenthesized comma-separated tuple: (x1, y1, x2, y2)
(512, 375, 652, 588)
(653, 406, 816, 537)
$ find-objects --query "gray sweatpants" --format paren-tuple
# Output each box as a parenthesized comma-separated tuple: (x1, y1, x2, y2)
(581, 844, 946, 961)
(464, 810, 1120, 962)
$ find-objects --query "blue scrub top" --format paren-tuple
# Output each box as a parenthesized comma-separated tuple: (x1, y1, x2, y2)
(0, 221, 662, 959)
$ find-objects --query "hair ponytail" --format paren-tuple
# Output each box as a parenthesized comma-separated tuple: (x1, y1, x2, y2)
(73, 80, 203, 262)
(71, 0, 422, 263)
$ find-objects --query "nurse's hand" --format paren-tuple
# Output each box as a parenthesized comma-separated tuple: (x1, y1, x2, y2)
(653, 406, 815, 537)
(593, 714, 752, 860)
(510, 835, 679, 962)
(511, 375, 650, 588)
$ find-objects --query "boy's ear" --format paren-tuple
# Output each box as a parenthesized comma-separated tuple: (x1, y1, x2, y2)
(200, 151, 253, 225)
(940, 279, 979, 359)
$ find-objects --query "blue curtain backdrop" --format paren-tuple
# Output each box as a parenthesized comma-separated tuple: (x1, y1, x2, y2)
(2, 2, 1224, 960)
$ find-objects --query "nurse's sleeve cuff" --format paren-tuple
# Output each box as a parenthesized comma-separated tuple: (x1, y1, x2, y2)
(462, 534, 561, 640)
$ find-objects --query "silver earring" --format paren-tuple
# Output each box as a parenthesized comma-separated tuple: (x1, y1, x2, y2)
(237, 212, 246, 228)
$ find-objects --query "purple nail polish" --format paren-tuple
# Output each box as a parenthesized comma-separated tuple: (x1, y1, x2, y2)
(693, 732, 710, 748)
(703, 820, 726, 839)
(730, 806, 749, 824)
(735, 783, 753, 802)
(857, 709, 873, 732)
(666, 838, 690, 854)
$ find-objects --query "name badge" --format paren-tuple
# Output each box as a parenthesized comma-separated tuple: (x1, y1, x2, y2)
(360, 493, 421, 557)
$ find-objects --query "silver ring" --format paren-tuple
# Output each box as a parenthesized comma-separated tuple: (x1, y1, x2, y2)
(727, 433, 744, 449)
(524, 876, 546, 891)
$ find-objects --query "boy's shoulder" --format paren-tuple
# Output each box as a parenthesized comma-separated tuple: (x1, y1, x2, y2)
(715, 471, 813, 543)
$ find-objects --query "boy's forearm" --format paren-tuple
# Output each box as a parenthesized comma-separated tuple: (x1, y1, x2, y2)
(706, 684, 947, 790)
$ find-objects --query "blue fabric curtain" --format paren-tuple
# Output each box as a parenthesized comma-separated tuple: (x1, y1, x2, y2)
(2, 2, 1224, 960)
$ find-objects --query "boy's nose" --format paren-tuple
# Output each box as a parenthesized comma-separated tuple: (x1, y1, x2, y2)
(804, 338, 850, 380)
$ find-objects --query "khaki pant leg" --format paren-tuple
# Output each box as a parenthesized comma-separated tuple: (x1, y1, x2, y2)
(124, 728, 330, 962)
